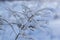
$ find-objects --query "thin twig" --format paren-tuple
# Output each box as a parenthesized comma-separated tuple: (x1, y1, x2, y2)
(15, 33, 20, 40)
(0, 18, 17, 35)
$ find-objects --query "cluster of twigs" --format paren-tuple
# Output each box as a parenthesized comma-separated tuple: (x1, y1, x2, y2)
(0, 4, 56, 40)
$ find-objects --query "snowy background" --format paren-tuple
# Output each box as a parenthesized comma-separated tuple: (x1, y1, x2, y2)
(0, 1, 60, 40)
